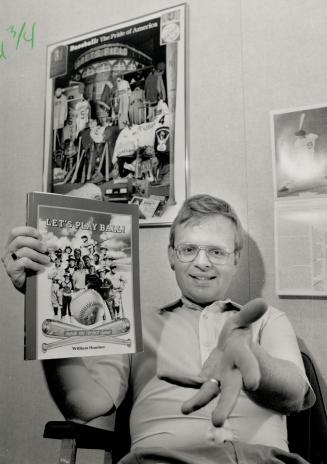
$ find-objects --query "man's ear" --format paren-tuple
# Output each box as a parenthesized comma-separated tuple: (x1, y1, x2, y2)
(168, 245, 175, 270)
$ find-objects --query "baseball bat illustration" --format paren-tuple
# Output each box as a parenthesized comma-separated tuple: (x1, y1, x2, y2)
(42, 335, 132, 352)
(295, 112, 306, 136)
(42, 318, 130, 338)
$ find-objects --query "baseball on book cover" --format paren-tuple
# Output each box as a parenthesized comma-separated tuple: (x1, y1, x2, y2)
(25, 192, 142, 360)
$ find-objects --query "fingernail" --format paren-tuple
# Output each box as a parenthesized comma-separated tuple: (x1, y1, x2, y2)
(181, 404, 192, 415)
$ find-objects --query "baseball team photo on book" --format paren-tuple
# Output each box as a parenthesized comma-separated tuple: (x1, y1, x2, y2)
(25, 192, 142, 360)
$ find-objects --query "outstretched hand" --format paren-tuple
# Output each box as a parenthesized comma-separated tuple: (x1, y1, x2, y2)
(1, 226, 50, 292)
(159, 298, 268, 427)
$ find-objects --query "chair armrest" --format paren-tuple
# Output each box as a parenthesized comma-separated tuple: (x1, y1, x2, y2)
(44, 420, 115, 451)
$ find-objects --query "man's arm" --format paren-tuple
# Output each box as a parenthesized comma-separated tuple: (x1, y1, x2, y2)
(160, 299, 311, 427)
(43, 358, 115, 423)
(1, 226, 119, 423)
(245, 344, 308, 414)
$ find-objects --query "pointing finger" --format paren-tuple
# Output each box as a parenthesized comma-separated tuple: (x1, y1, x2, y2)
(182, 379, 221, 414)
(229, 341, 261, 391)
(233, 298, 268, 328)
(159, 373, 205, 388)
(211, 369, 242, 427)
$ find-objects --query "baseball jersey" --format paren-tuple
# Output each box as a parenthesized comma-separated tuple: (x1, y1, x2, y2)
(137, 115, 170, 148)
(116, 79, 131, 130)
(112, 126, 140, 164)
(129, 87, 146, 125)
(48, 266, 65, 283)
(75, 99, 90, 135)
(53, 93, 68, 130)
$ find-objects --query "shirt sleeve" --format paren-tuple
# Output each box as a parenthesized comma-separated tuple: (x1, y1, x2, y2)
(254, 306, 315, 410)
(83, 353, 131, 408)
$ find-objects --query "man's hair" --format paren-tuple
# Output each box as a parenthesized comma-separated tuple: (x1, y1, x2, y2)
(169, 194, 244, 253)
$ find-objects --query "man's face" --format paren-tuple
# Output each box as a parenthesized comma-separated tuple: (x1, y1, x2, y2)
(168, 215, 240, 306)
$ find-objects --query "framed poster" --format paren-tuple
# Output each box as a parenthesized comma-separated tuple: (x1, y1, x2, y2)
(271, 103, 327, 200)
(43, 4, 188, 227)
(275, 197, 327, 296)
(25, 191, 142, 360)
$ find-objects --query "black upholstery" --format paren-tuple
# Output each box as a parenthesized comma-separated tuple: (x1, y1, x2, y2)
(287, 352, 327, 464)
(44, 351, 327, 464)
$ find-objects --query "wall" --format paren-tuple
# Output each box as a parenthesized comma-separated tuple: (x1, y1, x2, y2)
(0, 1, 326, 463)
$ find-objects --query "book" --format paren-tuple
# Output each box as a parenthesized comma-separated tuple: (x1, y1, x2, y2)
(25, 192, 142, 360)
(129, 195, 161, 219)
(139, 197, 161, 219)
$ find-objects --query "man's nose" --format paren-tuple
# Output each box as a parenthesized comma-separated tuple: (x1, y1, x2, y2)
(193, 248, 212, 267)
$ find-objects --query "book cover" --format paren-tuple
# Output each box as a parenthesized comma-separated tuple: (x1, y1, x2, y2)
(25, 192, 142, 360)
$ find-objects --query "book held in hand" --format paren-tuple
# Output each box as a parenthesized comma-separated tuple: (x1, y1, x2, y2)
(25, 192, 142, 360)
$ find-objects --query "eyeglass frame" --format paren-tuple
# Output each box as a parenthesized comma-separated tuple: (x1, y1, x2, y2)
(172, 243, 236, 265)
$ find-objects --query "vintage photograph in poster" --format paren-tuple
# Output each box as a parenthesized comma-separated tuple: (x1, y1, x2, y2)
(43, 5, 187, 226)
(25, 192, 142, 360)
(271, 104, 327, 199)
(275, 197, 327, 295)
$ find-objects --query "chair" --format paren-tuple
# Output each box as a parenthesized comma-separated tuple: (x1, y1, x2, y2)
(44, 351, 327, 464)
(287, 352, 327, 464)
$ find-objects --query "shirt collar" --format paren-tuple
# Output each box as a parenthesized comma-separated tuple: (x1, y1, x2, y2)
(181, 296, 242, 313)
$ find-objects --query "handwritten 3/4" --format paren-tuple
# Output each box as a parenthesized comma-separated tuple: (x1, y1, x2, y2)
(0, 21, 36, 60)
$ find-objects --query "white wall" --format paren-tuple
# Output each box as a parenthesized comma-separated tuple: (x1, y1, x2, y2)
(1, 1, 326, 462)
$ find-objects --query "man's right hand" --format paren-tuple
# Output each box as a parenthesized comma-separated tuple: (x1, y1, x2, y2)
(159, 298, 268, 427)
(1, 226, 50, 292)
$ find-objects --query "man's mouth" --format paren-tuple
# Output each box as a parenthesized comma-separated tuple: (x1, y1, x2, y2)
(190, 275, 216, 281)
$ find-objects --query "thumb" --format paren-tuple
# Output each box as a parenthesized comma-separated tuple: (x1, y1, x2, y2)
(233, 298, 268, 328)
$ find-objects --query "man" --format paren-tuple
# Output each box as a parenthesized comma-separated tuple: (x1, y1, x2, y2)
(62, 245, 73, 267)
(60, 273, 73, 322)
(92, 252, 101, 271)
(47, 256, 65, 284)
(107, 262, 126, 319)
(82, 254, 92, 270)
(71, 260, 87, 292)
(49, 276, 62, 320)
(80, 234, 95, 257)
(1, 194, 314, 463)
(73, 247, 82, 268)
(65, 256, 76, 276)
(85, 264, 102, 295)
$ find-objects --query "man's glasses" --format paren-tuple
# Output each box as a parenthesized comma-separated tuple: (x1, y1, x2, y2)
(173, 243, 235, 265)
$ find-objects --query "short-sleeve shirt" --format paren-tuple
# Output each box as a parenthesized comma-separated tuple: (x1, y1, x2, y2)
(84, 299, 314, 453)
